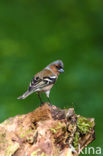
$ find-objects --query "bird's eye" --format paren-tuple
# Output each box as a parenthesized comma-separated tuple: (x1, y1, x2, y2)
(36, 77, 39, 80)
(56, 65, 62, 69)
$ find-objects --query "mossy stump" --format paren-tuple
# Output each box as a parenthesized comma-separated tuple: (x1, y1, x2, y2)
(0, 103, 95, 156)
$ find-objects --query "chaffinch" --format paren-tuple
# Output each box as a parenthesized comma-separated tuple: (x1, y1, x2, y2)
(17, 60, 64, 104)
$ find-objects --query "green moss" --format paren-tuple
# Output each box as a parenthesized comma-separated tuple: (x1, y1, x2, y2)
(73, 117, 94, 150)
(73, 132, 79, 150)
(56, 122, 63, 130)
(50, 128, 57, 134)
(50, 122, 65, 134)
(77, 116, 94, 134)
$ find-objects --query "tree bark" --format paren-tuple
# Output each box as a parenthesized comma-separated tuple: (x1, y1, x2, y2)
(0, 103, 95, 156)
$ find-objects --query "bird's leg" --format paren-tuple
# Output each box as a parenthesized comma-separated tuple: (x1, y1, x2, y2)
(37, 93, 44, 106)
(47, 97, 51, 103)
(47, 97, 52, 106)
(45, 91, 52, 105)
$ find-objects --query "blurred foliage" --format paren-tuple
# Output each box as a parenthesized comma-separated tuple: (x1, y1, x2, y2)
(0, 0, 103, 155)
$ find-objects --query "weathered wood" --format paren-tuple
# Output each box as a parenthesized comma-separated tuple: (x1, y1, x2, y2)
(0, 103, 95, 156)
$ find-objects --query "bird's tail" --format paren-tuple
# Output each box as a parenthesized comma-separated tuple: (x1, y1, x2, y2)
(17, 90, 32, 99)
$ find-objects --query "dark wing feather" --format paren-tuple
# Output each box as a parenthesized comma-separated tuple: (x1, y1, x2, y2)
(29, 77, 41, 91)
(43, 76, 56, 84)
(28, 76, 56, 92)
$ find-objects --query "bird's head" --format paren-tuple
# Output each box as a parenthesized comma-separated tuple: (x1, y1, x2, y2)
(48, 60, 64, 75)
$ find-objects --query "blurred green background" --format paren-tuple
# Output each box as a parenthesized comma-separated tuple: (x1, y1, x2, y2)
(0, 0, 103, 155)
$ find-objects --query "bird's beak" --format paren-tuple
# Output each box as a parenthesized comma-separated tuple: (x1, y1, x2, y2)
(58, 68, 64, 73)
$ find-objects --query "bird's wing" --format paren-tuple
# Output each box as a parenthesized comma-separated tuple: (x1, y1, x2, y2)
(28, 69, 57, 92)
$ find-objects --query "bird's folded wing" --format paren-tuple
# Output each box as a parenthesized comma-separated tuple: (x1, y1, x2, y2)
(28, 75, 56, 92)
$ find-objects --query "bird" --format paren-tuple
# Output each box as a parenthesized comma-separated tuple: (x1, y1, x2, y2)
(17, 60, 64, 105)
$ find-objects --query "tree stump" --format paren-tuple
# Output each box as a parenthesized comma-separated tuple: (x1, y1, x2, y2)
(0, 103, 95, 156)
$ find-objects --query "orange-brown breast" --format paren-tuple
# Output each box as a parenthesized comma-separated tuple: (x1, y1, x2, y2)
(49, 65, 60, 76)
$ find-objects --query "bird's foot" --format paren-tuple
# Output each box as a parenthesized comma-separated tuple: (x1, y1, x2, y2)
(40, 102, 45, 106)
(47, 98, 52, 105)
(40, 102, 52, 107)
(47, 102, 52, 106)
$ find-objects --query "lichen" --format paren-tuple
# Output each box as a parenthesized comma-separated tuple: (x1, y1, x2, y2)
(77, 116, 94, 134)
(40, 152, 46, 156)
(19, 128, 33, 138)
(50, 122, 65, 134)
(27, 136, 33, 142)
(73, 132, 79, 150)
(5, 143, 19, 156)
(0, 132, 6, 144)
(31, 151, 45, 156)
(56, 122, 63, 130)
(18, 116, 23, 119)
(31, 149, 40, 156)
(2, 120, 10, 125)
